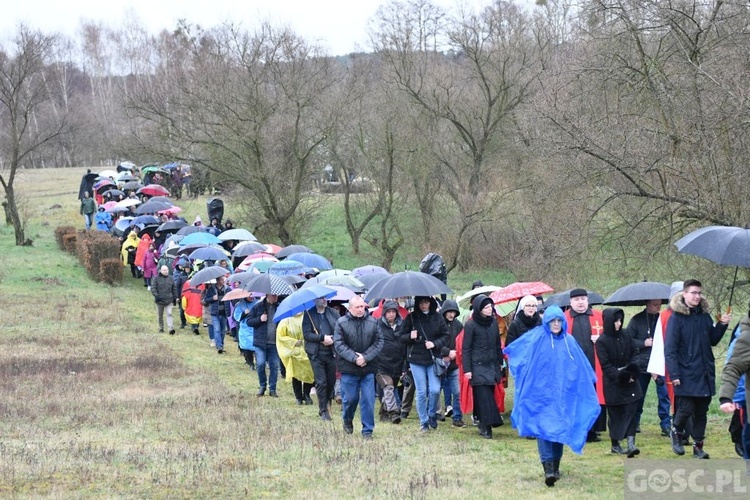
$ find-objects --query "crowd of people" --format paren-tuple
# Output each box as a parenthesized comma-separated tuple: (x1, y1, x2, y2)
(76, 169, 749, 486)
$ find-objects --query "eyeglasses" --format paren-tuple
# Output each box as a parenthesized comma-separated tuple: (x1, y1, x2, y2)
(524, 304, 537, 309)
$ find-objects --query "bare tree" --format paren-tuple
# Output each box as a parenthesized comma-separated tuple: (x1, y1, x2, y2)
(0, 27, 67, 245)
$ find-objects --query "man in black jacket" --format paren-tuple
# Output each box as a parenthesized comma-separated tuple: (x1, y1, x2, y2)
(334, 296, 383, 439)
(303, 297, 340, 421)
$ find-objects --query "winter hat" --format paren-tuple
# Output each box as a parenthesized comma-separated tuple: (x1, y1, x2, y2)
(194, 215, 202, 225)
(516, 294, 538, 316)
(471, 280, 485, 290)
(382, 300, 399, 313)
(569, 288, 588, 298)
(669, 281, 683, 299)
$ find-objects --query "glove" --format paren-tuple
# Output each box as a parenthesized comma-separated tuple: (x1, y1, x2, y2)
(172, 300, 177, 306)
(616, 370, 632, 386)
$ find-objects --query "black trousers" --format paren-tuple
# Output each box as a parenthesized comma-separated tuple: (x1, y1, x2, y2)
(310, 352, 336, 414)
(607, 401, 638, 440)
(673, 395, 711, 442)
(292, 378, 313, 402)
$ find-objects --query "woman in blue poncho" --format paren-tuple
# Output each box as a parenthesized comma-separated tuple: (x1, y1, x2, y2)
(504, 305, 601, 487)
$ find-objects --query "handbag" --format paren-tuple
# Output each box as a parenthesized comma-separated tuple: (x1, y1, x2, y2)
(414, 314, 447, 378)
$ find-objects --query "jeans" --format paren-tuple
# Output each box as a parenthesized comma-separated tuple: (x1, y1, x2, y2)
(212, 315, 228, 350)
(83, 213, 93, 230)
(156, 303, 173, 331)
(410, 363, 441, 426)
(636, 373, 671, 429)
(255, 344, 280, 392)
(537, 439, 564, 462)
(442, 368, 462, 421)
(340, 372, 375, 436)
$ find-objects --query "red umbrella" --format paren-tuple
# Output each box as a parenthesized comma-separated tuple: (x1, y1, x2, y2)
(264, 243, 283, 255)
(489, 282, 554, 305)
(137, 184, 170, 197)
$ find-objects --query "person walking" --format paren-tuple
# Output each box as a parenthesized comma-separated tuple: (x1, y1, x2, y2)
(719, 318, 749, 459)
(506, 295, 542, 346)
(80, 191, 96, 230)
(233, 294, 257, 371)
(400, 296, 450, 433)
(665, 279, 731, 459)
(277, 313, 315, 405)
(334, 296, 383, 439)
(203, 276, 230, 354)
(375, 300, 407, 424)
(151, 265, 177, 334)
(248, 294, 281, 397)
(303, 297, 341, 421)
(462, 295, 504, 439)
(440, 299, 465, 427)
(596, 308, 643, 457)
(504, 305, 601, 487)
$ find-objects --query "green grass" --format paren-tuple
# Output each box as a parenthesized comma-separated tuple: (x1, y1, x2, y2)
(0, 168, 743, 498)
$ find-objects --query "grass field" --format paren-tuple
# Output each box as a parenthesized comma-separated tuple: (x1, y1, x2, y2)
(0, 167, 743, 498)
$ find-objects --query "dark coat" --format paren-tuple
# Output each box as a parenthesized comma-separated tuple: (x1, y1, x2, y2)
(302, 306, 340, 359)
(399, 296, 449, 367)
(506, 311, 541, 346)
(439, 299, 463, 371)
(247, 298, 279, 348)
(665, 293, 728, 397)
(376, 311, 406, 378)
(462, 295, 503, 387)
(624, 308, 660, 370)
(334, 311, 383, 376)
(151, 273, 177, 305)
(719, 316, 750, 403)
(595, 308, 643, 406)
(202, 283, 230, 316)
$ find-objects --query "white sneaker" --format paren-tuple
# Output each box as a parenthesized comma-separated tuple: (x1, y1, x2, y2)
(445, 405, 453, 418)
(210, 340, 216, 347)
(147, 286, 151, 291)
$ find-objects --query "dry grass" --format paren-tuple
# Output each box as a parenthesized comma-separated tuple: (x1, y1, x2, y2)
(0, 168, 741, 498)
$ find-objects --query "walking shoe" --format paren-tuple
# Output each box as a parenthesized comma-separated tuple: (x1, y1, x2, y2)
(479, 425, 492, 439)
(320, 411, 332, 421)
(168, 329, 175, 335)
(692, 441, 710, 459)
(256, 389, 265, 397)
(400, 411, 409, 419)
(611, 440, 626, 455)
(445, 405, 453, 418)
(419, 424, 430, 433)
(269, 391, 278, 397)
(217, 349, 224, 354)
(180, 324, 187, 329)
(735, 442, 745, 457)
(472, 415, 480, 426)
(661, 427, 671, 437)
(428, 416, 438, 429)
(193, 329, 199, 335)
(452, 420, 466, 428)
(304, 396, 314, 405)
(296, 399, 304, 405)
(436, 413, 446, 422)
(343, 420, 354, 434)
(158, 328, 164, 333)
(390, 413, 401, 424)
(670, 428, 685, 456)
(210, 340, 216, 347)
(362, 434, 373, 441)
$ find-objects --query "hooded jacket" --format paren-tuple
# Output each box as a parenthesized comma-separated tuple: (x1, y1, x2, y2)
(624, 308, 660, 370)
(121, 232, 140, 265)
(399, 296, 449, 366)
(461, 295, 503, 386)
(595, 308, 643, 405)
(664, 293, 728, 397)
(247, 297, 279, 348)
(376, 301, 407, 377)
(134, 233, 152, 268)
(334, 310, 383, 376)
(440, 299, 463, 371)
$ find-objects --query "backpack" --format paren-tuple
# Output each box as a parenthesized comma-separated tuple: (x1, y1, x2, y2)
(419, 252, 447, 284)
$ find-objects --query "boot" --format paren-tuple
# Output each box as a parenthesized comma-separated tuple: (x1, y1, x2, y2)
(552, 458, 561, 480)
(542, 461, 557, 487)
(693, 441, 710, 459)
(610, 439, 626, 455)
(626, 436, 640, 458)
(670, 428, 685, 456)
(479, 425, 492, 439)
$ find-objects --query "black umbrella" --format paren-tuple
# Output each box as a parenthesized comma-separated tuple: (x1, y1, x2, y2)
(276, 244, 312, 259)
(675, 225, 750, 308)
(357, 271, 392, 290)
(104, 189, 125, 199)
(232, 241, 271, 257)
(603, 281, 672, 307)
(544, 289, 605, 309)
(136, 200, 173, 214)
(137, 224, 159, 238)
(122, 181, 143, 191)
(157, 219, 188, 233)
(189, 265, 231, 286)
(177, 225, 208, 236)
(363, 271, 453, 302)
(239, 273, 295, 295)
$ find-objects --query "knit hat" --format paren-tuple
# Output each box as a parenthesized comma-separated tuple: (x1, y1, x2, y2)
(194, 215, 202, 225)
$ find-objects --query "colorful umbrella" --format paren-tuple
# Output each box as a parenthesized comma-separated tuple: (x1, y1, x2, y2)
(489, 282, 554, 305)
(245, 260, 277, 273)
(269, 260, 309, 276)
(179, 232, 222, 246)
(222, 288, 252, 302)
(137, 184, 170, 197)
(263, 243, 283, 255)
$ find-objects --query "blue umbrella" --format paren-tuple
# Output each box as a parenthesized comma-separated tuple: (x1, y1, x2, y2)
(269, 260, 310, 276)
(352, 265, 389, 277)
(273, 285, 337, 322)
(285, 252, 333, 271)
(179, 232, 222, 246)
(189, 247, 229, 262)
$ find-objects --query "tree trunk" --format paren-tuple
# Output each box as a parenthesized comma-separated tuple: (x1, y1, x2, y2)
(4, 185, 26, 245)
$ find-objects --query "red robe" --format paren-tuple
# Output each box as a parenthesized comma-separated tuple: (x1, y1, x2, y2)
(565, 309, 605, 405)
(456, 323, 506, 416)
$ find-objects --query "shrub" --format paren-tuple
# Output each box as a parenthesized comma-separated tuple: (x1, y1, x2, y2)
(62, 233, 77, 254)
(55, 226, 76, 251)
(76, 231, 122, 282)
(99, 258, 123, 285)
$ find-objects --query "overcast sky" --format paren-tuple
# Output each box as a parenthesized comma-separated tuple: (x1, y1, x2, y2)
(3, 0, 494, 56)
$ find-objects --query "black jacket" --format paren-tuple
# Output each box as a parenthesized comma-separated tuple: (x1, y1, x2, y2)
(399, 296, 449, 366)
(247, 298, 279, 348)
(665, 294, 728, 397)
(624, 309, 660, 370)
(506, 311, 541, 346)
(595, 308, 643, 406)
(302, 307, 340, 359)
(334, 312, 383, 375)
(439, 299, 463, 371)
(376, 312, 406, 378)
(151, 273, 177, 305)
(462, 295, 503, 387)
